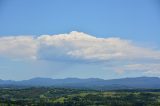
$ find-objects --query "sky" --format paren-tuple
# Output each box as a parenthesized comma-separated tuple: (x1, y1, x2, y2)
(0, 0, 160, 80)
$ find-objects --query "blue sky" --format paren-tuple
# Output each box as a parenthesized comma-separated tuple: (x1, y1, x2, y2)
(0, 0, 160, 80)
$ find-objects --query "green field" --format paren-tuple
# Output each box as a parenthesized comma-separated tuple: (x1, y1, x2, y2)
(0, 87, 160, 106)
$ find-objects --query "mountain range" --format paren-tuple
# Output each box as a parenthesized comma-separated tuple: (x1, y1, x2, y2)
(0, 77, 160, 90)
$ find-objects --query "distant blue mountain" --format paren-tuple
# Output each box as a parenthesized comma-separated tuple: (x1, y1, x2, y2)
(0, 77, 160, 90)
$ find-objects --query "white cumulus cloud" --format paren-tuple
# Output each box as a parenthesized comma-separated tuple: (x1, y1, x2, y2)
(0, 36, 37, 59)
(0, 31, 160, 61)
(37, 31, 160, 61)
(0, 31, 160, 75)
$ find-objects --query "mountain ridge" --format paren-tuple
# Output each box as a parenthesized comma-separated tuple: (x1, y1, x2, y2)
(0, 77, 160, 90)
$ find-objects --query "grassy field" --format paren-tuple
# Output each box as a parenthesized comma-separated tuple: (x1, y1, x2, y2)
(0, 87, 160, 106)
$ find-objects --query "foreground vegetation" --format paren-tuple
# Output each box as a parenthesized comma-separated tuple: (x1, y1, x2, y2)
(0, 87, 160, 106)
